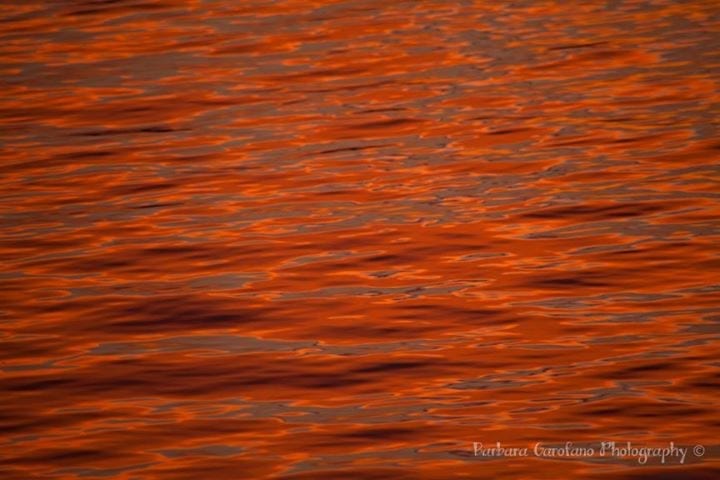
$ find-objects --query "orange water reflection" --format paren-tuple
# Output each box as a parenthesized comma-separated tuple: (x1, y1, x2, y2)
(1, 1, 719, 479)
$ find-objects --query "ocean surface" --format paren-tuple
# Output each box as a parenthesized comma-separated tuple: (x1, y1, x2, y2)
(1, 1, 719, 479)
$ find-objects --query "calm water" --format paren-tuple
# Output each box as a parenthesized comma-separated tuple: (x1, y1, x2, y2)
(1, 1, 719, 479)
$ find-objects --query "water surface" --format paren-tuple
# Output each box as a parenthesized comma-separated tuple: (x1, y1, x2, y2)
(1, 1, 719, 479)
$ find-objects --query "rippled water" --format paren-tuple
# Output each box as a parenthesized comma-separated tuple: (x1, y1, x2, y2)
(2, 1, 719, 479)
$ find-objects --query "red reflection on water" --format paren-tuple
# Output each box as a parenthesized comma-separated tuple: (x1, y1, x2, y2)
(1, 1, 719, 479)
